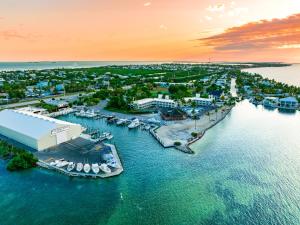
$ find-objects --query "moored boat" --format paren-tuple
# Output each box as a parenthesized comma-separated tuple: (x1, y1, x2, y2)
(76, 163, 83, 172)
(99, 163, 111, 173)
(91, 164, 100, 174)
(128, 118, 140, 129)
(84, 164, 91, 173)
(67, 162, 75, 172)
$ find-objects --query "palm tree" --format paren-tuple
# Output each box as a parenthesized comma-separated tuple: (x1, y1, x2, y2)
(191, 101, 197, 130)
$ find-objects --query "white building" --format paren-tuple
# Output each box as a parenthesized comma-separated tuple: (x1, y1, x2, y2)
(132, 96, 178, 110)
(184, 94, 213, 107)
(0, 109, 83, 151)
(279, 97, 298, 110)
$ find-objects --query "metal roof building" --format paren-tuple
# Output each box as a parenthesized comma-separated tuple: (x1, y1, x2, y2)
(0, 109, 83, 151)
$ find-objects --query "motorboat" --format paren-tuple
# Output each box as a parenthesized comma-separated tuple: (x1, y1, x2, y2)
(50, 161, 57, 166)
(76, 163, 83, 172)
(128, 119, 140, 129)
(144, 124, 151, 130)
(57, 160, 69, 168)
(75, 110, 97, 118)
(116, 119, 127, 126)
(99, 163, 111, 173)
(91, 164, 100, 174)
(83, 164, 91, 173)
(99, 132, 113, 140)
(67, 162, 75, 172)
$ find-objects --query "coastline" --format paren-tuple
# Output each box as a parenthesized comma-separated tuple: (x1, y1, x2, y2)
(153, 105, 234, 153)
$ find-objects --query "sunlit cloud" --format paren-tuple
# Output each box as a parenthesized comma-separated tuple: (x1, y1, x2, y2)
(204, 16, 213, 21)
(278, 44, 300, 49)
(144, 2, 151, 7)
(0, 30, 27, 40)
(197, 13, 300, 51)
(206, 4, 225, 13)
(159, 24, 167, 30)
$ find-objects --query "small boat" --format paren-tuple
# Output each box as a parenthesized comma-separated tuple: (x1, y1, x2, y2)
(50, 161, 57, 166)
(57, 160, 69, 168)
(67, 162, 75, 172)
(99, 163, 111, 173)
(128, 119, 140, 129)
(84, 164, 91, 173)
(92, 164, 100, 174)
(144, 124, 151, 130)
(76, 163, 83, 172)
(116, 119, 127, 126)
(99, 132, 113, 140)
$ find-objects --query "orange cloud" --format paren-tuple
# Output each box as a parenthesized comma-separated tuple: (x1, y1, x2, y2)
(197, 13, 300, 51)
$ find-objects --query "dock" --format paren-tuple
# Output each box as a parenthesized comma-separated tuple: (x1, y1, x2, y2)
(36, 142, 123, 179)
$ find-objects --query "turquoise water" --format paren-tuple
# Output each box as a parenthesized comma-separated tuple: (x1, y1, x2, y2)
(1, 101, 300, 224)
(243, 64, 300, 86)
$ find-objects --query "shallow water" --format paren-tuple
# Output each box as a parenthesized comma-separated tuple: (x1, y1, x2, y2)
(1, 101, 300, 225)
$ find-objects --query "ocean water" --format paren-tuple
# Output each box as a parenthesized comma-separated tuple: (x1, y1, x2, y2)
(1, 100, 300, 225)
(0, 61, 168, 71)
(243, 64, 300, 86)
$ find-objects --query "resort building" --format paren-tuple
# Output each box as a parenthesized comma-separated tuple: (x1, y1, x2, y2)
(132, 96, 178, 110)
(278, 97, 299, 110)
(184, 94, 213, 107)
(0, 109, 83, 151)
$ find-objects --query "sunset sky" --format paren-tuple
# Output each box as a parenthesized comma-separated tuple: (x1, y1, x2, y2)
(1, 0, 300, 62)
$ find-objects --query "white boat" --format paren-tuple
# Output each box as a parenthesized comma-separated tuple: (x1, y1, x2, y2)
(57, 160, 69, 168)
(75, 110, 97, 118)
(50, 161, 56, 166)
(128, 119, 140, 129)
(144, 124, 151, 130)
(67, 162, 75, 172)
(99, 163, 111, 173)
(99, 132, 114, 140)
(84, 164, 91, 173)
(116, 119, 127, 126)
(91, 164, 100, 174)
(107, 161, 120, 169)
(76, 163, 83, 172)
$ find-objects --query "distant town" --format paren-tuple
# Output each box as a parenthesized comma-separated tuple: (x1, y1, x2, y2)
(0, 62, 299, 176)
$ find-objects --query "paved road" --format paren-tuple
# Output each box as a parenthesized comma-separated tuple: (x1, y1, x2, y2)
(0, 93, 83, 110)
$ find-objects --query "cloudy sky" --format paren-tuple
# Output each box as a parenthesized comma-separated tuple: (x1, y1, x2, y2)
(0, 0, 300, 62)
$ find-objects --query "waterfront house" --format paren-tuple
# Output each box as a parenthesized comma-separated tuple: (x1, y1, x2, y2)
(263, 97, 279, 108)
(278, 97, 299, 110)
(0, 109, 83, 151)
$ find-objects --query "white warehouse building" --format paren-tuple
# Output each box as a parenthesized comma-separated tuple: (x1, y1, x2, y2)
(0, 109, 83, 151)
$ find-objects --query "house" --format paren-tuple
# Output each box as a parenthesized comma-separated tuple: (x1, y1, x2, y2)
(278, 97, 298, 110)
(0, 109, 82, 151)
(263, 97, 279, 108)
(160, 108, 187, 121)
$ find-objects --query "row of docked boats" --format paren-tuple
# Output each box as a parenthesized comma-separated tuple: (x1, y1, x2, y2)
(49, 159, 113, 174)
(75, 109, 97, 118)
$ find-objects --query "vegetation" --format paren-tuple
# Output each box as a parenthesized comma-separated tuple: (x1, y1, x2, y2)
(174, 141, 182, 146)
(0, 141, 38, 171)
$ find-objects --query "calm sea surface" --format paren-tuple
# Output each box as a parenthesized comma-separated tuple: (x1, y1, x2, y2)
(0, 61, 168, 71)
(1, 100, 300, 225)
(243, 64, 300, 86)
